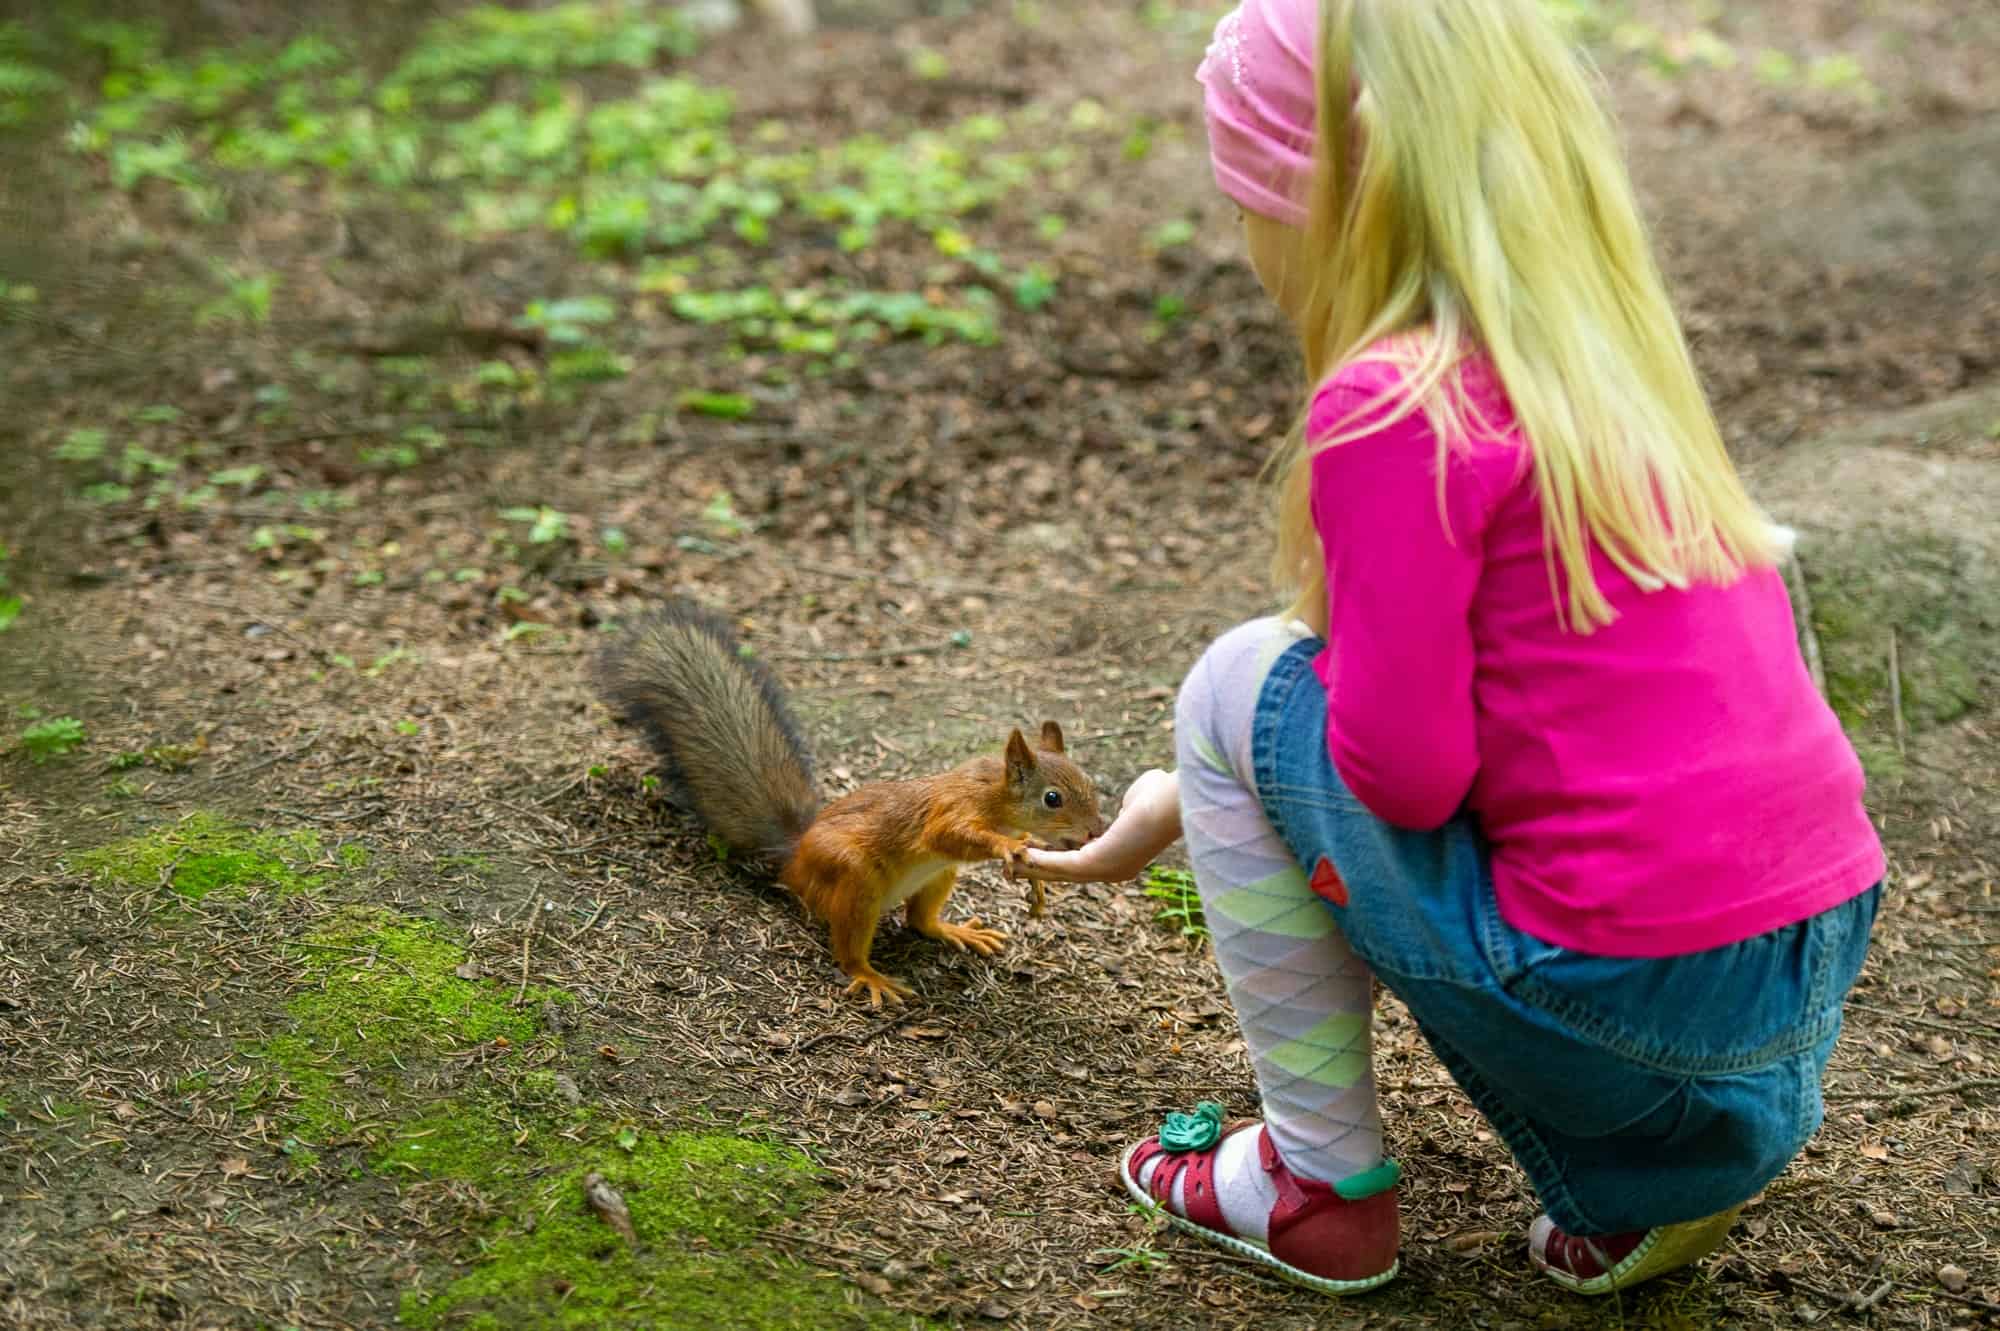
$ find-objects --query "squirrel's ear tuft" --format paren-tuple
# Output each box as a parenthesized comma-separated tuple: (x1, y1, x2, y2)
(1003, 728, 1036, 785)
(1038, 720, 1065, 754)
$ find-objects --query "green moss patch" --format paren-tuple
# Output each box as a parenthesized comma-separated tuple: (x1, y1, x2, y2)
(395, 1105, 908, 1331)
(1804, 529, 1994, 747)
(69, 811, 353, 899)
(251, 907, 568, 1143)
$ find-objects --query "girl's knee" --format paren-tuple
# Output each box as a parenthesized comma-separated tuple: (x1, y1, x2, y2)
(1175, 616, 1310, 782)
(1177, 616, 1309, 716)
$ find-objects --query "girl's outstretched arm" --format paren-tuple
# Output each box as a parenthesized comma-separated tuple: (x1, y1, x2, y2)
(1015, 768, 1181, 883)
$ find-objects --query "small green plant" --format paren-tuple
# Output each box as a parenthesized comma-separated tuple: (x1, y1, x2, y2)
(196, 267, 277, 327)
(18, 716, 87, 763)
(1806, 53, 1880, 104)
(515, 296, 616, 345)
(676, 390, 753, 419)
(1754, 49, 1798, 85)
(0, 48, 66, 128)
(500, 505, 571, 545)
(55, 428, 108, 463)
(1092, 1244, 1170, 1274)
(548, 346, 629, 383)
(0, 541, 16, 632)
(1013, 264, 1058, 311)
(701, 490, 746, 536)
(1141, 865, 1207, 941)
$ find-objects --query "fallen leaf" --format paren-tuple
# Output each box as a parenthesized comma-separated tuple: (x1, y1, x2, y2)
(583, 1172, 637, 1245)
(596, 1044, 622, 1062)
(1868, 1209, 1899, 1230)
(831, 1087, 871, 1107)
(219, 1157, 251, 1179)
(762, 1031, 794, 1050)
(1941, 1155, 1984, 1196)
(1859, 1140, 1890, 1161)
(938, 1191, 969, 1206)
(977, 1299, 1010, 1320)
(1937, 1264, 1970, 1293)
(901, 1026, 949, 1040)
(454, 961, 480, 980)
(1031, 1100, 1059, 1119)
(1445, 1230, 1506, 1252)
(854, 1272, 893, 1296)
(937, 1148, 971, 1166)
(112, 1101, 141, 1122)
(1926, 1034, 1953, 1058)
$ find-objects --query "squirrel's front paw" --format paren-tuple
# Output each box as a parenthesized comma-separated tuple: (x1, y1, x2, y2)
(842, 968, 914, 1009)
(998, 838, 1032, 881)
(933, 918, 1008, 956)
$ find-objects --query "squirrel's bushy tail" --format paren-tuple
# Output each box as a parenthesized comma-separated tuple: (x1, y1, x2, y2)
(594, 599, 819, 865)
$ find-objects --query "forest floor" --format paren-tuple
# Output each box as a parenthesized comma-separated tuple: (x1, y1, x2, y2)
(1, 1, 1995, 1328)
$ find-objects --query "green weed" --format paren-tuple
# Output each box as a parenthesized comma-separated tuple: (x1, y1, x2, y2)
(676, 390, 753, 419)
(17, 716, 86, 763)
(0, 51, 65, 127)
(500, 506, 572, 545)
(1141, 864, 1207, 941)
(0, 541, 16, 633)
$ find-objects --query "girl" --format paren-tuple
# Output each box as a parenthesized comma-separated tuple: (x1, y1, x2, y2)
(1022, 0, 1883, 1299)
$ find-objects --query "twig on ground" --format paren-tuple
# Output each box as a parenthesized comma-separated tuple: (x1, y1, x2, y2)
(187, 729, 323, 792)
(1845, 999, 2000, 1040)
(1825, 1076, 2000, 1104)
(515, 906, 541, 1005)
(1888, 627, 1906, 757)
(1781, 551, 1827, 699)
(767, 640, 963, 664)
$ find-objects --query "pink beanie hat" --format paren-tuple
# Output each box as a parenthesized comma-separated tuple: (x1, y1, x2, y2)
(1195, 0, 1321, 227)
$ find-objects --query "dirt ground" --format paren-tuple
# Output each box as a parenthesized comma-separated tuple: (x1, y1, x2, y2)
(1, 2, 1996, 1329)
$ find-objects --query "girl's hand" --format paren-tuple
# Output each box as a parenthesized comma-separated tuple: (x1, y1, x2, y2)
(1016, 768, 1182, 884)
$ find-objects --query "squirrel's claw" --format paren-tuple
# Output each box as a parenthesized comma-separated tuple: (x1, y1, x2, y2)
(933, 919, 1008, 956)
(844, 970, 913, 1008)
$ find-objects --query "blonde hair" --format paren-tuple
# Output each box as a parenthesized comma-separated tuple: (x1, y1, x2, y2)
(1268, 0, 1781, 634)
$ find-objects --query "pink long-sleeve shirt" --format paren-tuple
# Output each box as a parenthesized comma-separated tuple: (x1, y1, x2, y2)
(1308, 353, 1883, 957)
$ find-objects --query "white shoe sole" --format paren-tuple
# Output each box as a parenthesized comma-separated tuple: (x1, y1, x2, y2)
(1118, 1141, 1399, 1297)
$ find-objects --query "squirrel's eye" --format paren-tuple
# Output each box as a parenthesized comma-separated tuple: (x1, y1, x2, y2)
(1042, 789, 1063, 809)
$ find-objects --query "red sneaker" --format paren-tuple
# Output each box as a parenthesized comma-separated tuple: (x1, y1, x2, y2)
(1527, 1206, 1745, 1295)
(1118, 1105, 1400, 1296)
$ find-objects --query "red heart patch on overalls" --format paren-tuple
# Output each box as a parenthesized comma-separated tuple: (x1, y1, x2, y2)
(1308, 856, 1348, 906)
